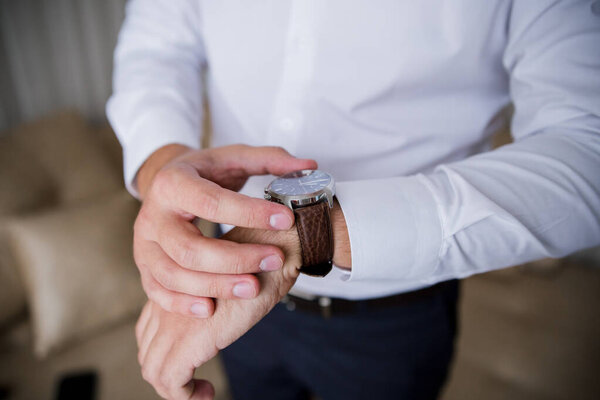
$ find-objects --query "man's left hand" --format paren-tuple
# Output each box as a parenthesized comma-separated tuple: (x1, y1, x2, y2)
(135, 225, 302, 400)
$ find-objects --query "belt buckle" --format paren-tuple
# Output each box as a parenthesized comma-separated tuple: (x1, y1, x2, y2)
(318, 297, 332, 319)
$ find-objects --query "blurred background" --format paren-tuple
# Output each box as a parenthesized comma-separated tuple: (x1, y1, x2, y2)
(0, 1, 599, 400)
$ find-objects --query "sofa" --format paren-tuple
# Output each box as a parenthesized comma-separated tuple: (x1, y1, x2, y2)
(0, 111, 598, 400)
(0, 111, 228, 400)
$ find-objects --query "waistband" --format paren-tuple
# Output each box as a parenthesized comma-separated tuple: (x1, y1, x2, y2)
(281, 280, 456, 319)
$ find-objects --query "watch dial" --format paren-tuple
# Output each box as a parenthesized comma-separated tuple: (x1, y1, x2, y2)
(270, 170, 331, 196)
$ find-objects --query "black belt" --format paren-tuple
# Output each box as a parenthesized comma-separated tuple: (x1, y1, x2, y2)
(280, 281, 450, 319)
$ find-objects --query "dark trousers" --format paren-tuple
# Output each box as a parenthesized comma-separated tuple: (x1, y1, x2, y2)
(221, 280, 460, 400)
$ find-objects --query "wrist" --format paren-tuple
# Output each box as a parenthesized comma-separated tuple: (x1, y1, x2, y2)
(136, 144, 193, 199)
(223, 226, 302, 282)
(267, 199, 350, 272)
(331, 199, 351, 269)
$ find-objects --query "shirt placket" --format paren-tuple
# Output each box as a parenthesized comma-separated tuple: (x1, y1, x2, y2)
(266, 0, 317, 154)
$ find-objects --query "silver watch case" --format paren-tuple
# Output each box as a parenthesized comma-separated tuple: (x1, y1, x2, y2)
(264, 170, 336, 210)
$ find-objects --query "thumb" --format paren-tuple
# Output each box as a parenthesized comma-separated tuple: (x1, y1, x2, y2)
(236, 145, 318, 176)
(190, 379, 215, 400)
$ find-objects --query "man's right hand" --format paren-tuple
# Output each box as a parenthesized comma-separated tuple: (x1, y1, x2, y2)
(133, 143, 316, 318)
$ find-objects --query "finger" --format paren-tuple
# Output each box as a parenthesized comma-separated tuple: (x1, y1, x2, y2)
(220, 145, 318, 176)
(189, 380, 215, 400)
(160, 343, 196, 400)
(151, 217, 284, 273)
(135, 302, 153, 344)
(144, 241, 260, 299)
(158, 166, 296, 230)
(168, 379, 214, 400)
(138, 310, 160, 366)
(141, 272, 215, 318)
(162, 337, 219, 400)
(141, 330, 175, 399)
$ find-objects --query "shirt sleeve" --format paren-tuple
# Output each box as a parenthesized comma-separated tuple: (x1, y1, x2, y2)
(338, 0, 600, 284)
(106, 0, 205, 198)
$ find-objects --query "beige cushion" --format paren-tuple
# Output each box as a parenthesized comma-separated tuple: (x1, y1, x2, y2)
(0, 136, 56, 328)
(0, 111, 124, 330)
(11, 110, 122, 204)
(0, 136, 56, 214)
(7, 191, 146, 357)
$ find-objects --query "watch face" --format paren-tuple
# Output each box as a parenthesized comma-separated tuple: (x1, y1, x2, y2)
(269, 170, 332, 196)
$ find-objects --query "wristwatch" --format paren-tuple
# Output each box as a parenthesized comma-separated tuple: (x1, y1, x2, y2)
(264, 170, 335, 277)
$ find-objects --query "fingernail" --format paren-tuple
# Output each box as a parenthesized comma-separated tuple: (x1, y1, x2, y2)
(233, 282, 256, 299)
(260, 255, 283, 271)
(190, 302, 209, 318)
(270, 213, 292, 230)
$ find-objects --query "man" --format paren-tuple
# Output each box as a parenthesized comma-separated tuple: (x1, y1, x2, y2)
(107, 1, 600, 399)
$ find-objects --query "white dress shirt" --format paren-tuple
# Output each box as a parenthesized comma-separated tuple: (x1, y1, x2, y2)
(107, 0, 600, 300)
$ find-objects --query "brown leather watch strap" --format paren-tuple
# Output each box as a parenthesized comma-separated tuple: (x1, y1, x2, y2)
(293, 201, 333, 277)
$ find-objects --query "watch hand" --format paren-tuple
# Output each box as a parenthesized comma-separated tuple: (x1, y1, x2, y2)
(299, 180, 328, 185)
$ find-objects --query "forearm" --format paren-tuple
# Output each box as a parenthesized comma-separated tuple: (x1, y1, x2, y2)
(425, 127, 600, 281)
(335, 125, 600, 285)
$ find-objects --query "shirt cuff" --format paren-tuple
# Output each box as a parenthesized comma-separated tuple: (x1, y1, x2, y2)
(108, 102, 201, 199)
(335, 175, 443, 282)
